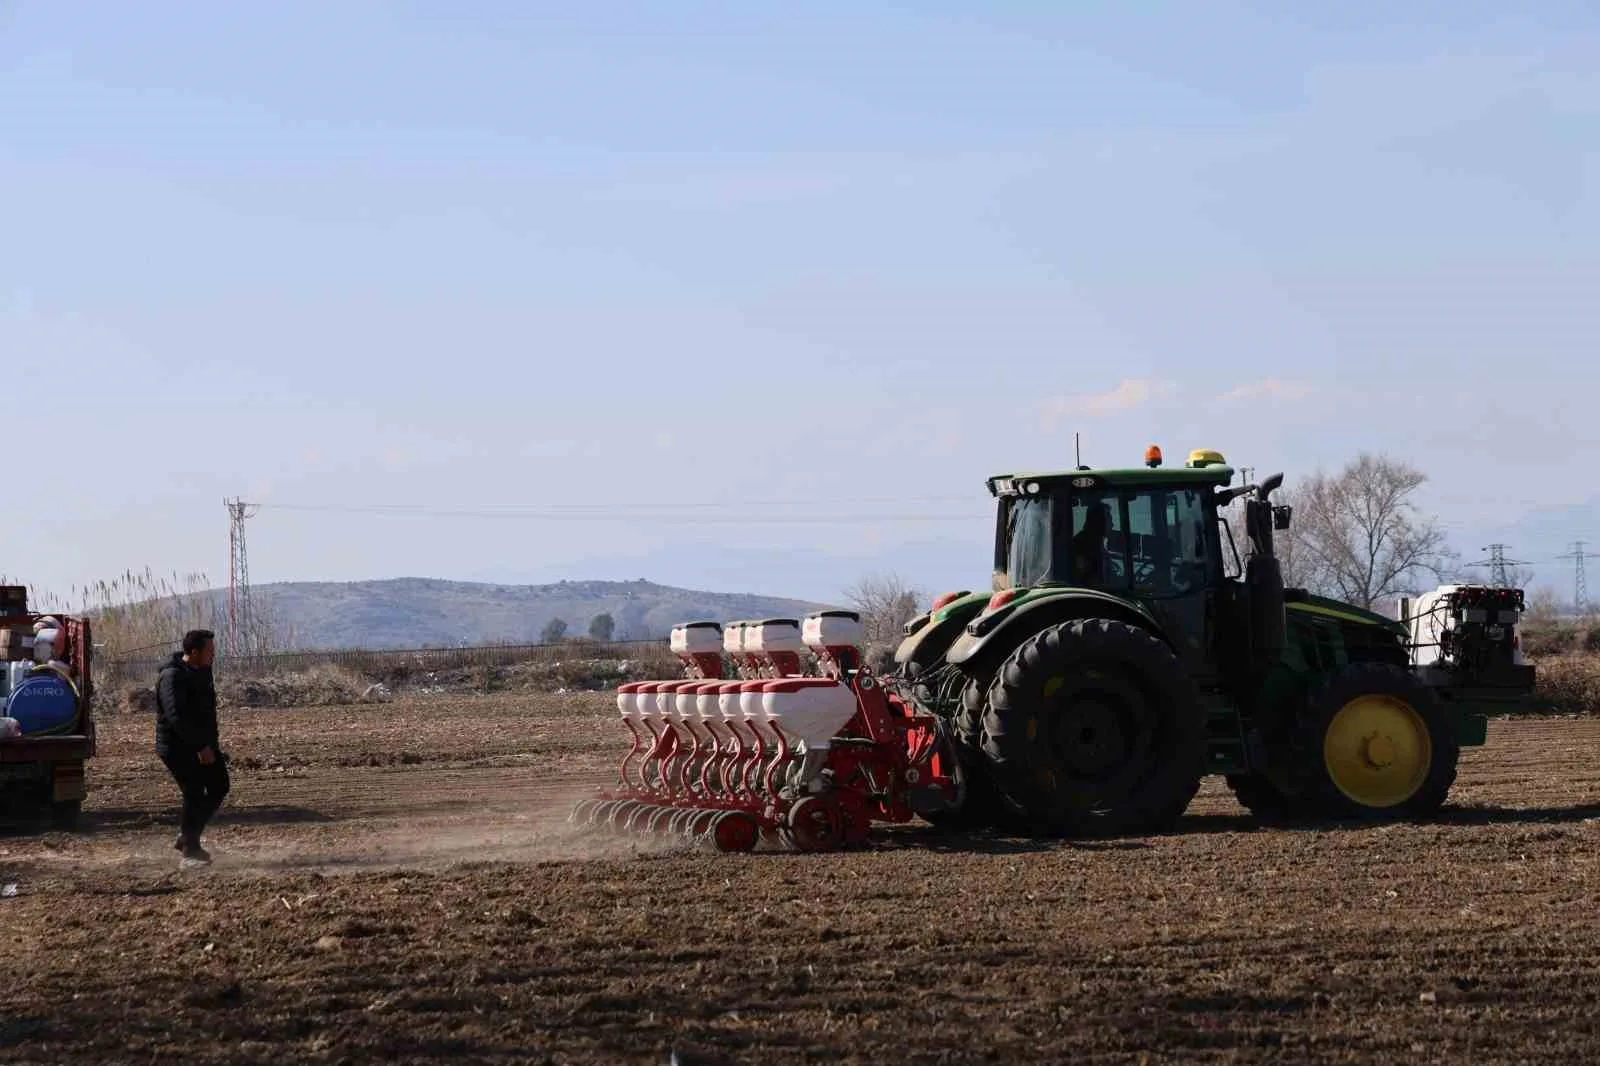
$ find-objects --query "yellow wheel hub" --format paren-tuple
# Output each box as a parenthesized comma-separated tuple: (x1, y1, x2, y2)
(1322, 694, 1432, 808)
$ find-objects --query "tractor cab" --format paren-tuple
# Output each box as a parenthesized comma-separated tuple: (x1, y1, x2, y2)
(927, 446, 1292, 682)
(896, 444, 1295, 696)
(986, 447, 1243, 603)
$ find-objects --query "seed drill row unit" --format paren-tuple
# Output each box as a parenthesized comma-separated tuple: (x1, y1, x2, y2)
(569, 612, 963, 852)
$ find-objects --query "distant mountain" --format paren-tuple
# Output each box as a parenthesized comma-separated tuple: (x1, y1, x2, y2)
(235, 577, 836, 650)
(461, 535, 995, 606)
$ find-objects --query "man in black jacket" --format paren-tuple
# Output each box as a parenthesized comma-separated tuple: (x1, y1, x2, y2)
(155, 629, 229, 864)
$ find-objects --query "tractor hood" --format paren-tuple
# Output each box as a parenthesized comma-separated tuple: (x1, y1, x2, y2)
(1285, 591, 1407, 636)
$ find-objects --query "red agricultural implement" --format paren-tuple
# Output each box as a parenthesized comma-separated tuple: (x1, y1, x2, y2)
(569, 612, 965, 852)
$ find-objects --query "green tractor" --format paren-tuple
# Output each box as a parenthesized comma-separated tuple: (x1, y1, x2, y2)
(892, 447, 1536, 835)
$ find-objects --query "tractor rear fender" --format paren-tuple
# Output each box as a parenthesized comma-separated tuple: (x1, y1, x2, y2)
(943, 589, 1172, 668)
(893, 592, 989, 668)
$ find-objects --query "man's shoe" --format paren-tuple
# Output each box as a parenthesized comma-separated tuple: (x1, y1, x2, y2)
(180, 841, 212, 865)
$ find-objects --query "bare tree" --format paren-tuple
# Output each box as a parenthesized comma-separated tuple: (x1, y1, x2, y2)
(1281, 453, 1456, 610)
(1500, 563, 1536, 591)
(1523, 586, 1564, 627)
(842, 572, 925, 649)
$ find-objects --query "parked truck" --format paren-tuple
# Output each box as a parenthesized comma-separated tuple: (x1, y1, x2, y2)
(0, 586, 95, 830)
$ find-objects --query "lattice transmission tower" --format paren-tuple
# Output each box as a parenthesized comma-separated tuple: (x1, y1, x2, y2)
(1470, 543, 1530, 588)
(225, 498, 261, 657)
(1559, 540, 1600, 616)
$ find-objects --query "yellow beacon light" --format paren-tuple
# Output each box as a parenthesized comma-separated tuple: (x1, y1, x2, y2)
(1187, 448, 1227, 468)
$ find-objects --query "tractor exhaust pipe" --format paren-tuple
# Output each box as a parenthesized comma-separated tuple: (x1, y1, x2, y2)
(1244, 472, 1287, 663)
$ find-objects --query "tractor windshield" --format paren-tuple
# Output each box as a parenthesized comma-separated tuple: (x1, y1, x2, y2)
(1002, 495, 1053, 588)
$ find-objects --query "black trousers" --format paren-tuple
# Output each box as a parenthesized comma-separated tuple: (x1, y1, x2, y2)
(159, 748, 230, 842)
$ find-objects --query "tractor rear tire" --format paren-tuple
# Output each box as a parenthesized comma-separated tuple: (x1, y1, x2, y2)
(980, 619, 1206, 837)
(1294, 662, 1458, 820)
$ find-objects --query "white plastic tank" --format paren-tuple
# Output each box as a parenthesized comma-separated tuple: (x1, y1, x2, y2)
(5, 660, 31, 696)
(744, 619, 805, 656)
(761, 679, 859, 749)
(802, 610, 866, 651)
(32, 626, 60, 665)
(669, 621, 723, 656)
(1405, 585, 1459, 667)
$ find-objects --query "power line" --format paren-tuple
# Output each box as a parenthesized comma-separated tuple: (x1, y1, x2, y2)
(261, 494, 979, 511)
(256, 502, 985, 524)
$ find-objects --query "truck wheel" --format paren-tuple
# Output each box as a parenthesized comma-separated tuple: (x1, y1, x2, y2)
(981, 618, 1206, 836)
(1294, 662, 1459, 819)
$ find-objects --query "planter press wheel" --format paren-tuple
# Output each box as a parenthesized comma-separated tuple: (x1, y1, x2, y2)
(710, 810, 760, 853)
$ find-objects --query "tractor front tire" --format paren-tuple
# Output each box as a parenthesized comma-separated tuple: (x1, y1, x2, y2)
(980, 619, 1206, 837)
(1294, 662, 1459, 820)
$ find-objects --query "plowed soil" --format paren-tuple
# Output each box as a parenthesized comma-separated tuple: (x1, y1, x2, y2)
(3, 693, 1599, 1065)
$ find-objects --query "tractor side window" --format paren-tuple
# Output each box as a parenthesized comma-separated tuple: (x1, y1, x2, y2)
(1219, 515, 1243, 579)
(1166, 489, 1212, 590)
(1068, 490, 1126, 588)
(1127, 489, 1211, 596)
(1005, 496, 1052, 588)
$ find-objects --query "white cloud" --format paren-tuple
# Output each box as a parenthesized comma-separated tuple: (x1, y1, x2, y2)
(1039, 378, 1177, 425)
(1215, 378, 1315, 405)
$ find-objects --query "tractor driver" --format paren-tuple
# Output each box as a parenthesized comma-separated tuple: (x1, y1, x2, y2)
(1070, 502, 1112, 585)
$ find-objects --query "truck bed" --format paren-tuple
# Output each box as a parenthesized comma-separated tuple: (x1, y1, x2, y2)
(0, 735, 94, 762)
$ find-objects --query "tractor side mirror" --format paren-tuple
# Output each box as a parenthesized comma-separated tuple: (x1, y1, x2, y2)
(1273, 505, 1293, 531)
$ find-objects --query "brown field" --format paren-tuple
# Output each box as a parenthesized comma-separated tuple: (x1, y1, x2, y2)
(2, 694, 1599, 1065)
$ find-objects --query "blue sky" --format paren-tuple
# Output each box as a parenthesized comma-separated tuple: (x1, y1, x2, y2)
(3, 2, 1598, 606)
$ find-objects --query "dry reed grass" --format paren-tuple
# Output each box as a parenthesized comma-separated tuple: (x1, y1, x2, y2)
(0, 567, 282, 660)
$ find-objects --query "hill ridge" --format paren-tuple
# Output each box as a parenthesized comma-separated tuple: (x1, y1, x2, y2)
(226, 576, 837, 650)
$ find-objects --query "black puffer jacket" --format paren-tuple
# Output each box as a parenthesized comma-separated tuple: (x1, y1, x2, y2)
(154, 652, 219, 755)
